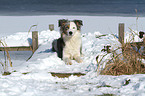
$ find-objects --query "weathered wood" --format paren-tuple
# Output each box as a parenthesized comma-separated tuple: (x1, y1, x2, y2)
(119, 23, 124, 44)
(49, 24, 54, 31)
(0, 31, 38, 53)
(50, 72, 86, 78)
(0, 46, 31, 51)
(32, 31, 38, 52)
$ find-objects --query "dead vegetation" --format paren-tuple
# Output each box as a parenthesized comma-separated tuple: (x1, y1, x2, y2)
(99, 11, 145, 76)
(0, 40, 12, 75)
(100, 42, 145, 76)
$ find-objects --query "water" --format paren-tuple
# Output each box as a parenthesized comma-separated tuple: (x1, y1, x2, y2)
(0, 0, 145, 16)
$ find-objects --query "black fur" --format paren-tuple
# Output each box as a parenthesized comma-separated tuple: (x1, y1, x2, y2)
(53, 19, 83, 59)
(52, 38, 65, 59)
(58, 19, 68, 27)
(73, 20, 83, 30)
(139, 31, 144, 38)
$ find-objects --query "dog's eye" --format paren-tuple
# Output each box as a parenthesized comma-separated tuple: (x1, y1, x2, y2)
(73, 27, 75, 29)
(65, 26, 69, 29)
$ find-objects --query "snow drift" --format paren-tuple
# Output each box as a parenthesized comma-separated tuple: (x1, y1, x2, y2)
(0, 30, 145, 96)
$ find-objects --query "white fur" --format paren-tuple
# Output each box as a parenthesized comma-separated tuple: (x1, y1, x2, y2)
(62, 22, 82, 65)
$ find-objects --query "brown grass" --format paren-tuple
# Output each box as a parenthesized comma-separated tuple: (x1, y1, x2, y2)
(101, 43, 145, 76)
(0, 40, 12, 74)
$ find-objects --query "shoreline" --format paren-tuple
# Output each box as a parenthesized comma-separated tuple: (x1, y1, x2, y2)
(0, 13, 144, 17)
(0, 11, 144, 17)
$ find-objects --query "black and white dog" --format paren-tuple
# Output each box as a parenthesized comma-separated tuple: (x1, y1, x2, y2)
(52, 19, 83, 65)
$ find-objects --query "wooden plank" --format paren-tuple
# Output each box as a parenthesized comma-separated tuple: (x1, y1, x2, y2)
(0, 46, 31, 51)
(50, 72, 86, 78)
(32, 31, 38, 52)
(119, 23, 124, 44)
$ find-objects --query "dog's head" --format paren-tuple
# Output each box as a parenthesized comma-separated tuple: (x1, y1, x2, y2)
(58, 19, 83, 37)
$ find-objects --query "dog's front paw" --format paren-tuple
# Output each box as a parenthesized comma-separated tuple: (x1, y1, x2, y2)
(64, 58, 72, 65)
(75, 57, 83, 63)
(67, 61, 72, 65)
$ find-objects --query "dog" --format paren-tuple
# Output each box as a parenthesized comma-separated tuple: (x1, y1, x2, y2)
(52, 19, 83, 65)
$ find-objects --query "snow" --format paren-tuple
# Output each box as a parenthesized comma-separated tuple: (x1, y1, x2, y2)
(1, 15, 145, 38)
(0, 15, 145, 96)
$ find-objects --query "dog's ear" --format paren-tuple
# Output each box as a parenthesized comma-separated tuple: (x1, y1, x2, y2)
(74, 20, 83, 30)
(74, 20, 83, 26)
(58, 19, 68, 27)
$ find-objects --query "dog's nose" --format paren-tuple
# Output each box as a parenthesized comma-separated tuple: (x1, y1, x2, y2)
(69, 31, 73, 35)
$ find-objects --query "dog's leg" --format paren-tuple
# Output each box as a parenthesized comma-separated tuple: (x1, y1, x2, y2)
(63, 57, 72, 65)
(57, 38, 64, 59)
(63, 53, 72, 65)
(74, 54, 83, 63)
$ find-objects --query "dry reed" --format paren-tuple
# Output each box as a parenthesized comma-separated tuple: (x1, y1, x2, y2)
(100, 10, 145, 75)
(0, 40, 12, 74)
(101, 43, 145, 76)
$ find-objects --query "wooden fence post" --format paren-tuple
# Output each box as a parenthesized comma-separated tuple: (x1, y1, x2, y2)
(32, 31, 38, 52)
(49, 24, 54, 31)
(119, 23, 125, 44)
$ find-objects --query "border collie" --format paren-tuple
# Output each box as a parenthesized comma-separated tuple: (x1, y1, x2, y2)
(52, 19, 83, 65)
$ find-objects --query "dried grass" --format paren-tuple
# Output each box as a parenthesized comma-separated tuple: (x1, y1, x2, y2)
(101, 43, 145, 76)
(100, 11, 145, 75)
(0, 24, 37, 74)
(0, 40, 12, 74)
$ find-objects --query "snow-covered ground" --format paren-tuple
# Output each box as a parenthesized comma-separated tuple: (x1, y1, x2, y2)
(0, 15, 145, 96)
(0, 29, 145, 96)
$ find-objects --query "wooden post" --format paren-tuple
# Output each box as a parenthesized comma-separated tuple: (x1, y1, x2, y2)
(32, 31, 38, 52)
(119, 23, 124, 44)
(49, 24, 54, 31)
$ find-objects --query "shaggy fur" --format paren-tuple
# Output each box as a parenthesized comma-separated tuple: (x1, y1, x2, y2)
(52, 38, 64, 59)
(52, 19, 83, 65)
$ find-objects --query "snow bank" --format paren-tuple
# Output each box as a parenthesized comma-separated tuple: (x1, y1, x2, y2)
(1, 30, 119, 72)
(0, 30, 145, 95)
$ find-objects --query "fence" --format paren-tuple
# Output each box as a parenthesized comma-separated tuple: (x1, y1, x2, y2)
(0, 31, 38, 53)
